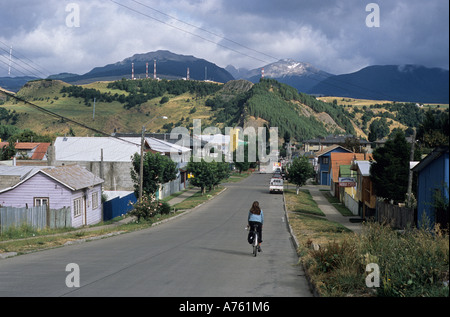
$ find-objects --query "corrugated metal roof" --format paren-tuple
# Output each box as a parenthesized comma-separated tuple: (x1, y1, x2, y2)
(0, 165, 46, 179)
(54, 137, 141, 162)
(0, 164, 103, 193)
(145, 137, 191, 153)
(355, 160, 372, 176)
(43, 164, 103, 191)
(54, 137, 191, 162)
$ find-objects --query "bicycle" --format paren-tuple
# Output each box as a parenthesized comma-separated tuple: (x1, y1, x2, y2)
(246, 223, 261, 257)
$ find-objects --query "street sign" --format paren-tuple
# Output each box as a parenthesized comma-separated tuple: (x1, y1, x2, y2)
(339, 177, 356, 187)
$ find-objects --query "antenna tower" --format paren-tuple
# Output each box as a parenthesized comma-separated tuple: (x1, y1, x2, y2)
(8, 46, 12, 76)
(187, 67, 190, 80)
(146, 62, 149, 78)
(131, 63, 134, 80)
(154, 59, 156, 79)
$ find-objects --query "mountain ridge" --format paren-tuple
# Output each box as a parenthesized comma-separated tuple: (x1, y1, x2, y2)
(1, 50, 448, 104)
(308, 64, 449, 103)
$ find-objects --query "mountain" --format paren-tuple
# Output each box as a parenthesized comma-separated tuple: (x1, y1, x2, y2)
(56, 50, 234, 85)
(232, 59, 333, 93)
(0, 76, 38, 92)
(308, 64, 449, 103)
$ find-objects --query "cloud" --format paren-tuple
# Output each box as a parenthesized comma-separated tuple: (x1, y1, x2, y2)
(0, 0, 448, 78)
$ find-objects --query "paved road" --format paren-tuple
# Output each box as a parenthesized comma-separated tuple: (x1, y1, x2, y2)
(0, 173, 312, 297)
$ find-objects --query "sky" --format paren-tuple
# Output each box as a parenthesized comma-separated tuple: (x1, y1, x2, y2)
(0, 0, 448, 78)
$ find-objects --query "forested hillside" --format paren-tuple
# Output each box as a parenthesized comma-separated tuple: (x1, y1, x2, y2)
(205, 78, 355, 141)
(1, 77, 447, 146)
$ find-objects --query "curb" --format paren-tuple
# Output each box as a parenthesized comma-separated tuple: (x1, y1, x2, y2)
(0, 187, 228, 260)
(282, 189, 321, 297)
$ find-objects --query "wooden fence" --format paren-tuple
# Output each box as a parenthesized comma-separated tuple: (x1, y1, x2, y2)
(376, 201, 414, 229)
(0, 206, 71, 233)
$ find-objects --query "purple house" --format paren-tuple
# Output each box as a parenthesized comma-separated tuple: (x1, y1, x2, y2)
(0, 164, 104, 228)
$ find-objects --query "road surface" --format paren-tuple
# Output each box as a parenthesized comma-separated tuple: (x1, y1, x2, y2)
(0, 173, 312, 297)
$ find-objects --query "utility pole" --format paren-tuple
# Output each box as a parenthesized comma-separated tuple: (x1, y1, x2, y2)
(407, 128, 416, 207)
(92, 97, 96, 120)
(139, 126, 145, 202)
(138, 116, 167, 203)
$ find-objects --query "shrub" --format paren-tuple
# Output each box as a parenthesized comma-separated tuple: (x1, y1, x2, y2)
(305, 222, 449, 297)
(158, 201, 171, 215)
(129, 195, 159, 222)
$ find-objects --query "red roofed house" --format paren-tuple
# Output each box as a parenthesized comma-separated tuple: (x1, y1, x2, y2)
(329, 152, 373, 199)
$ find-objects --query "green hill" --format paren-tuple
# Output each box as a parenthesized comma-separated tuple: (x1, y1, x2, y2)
(1, 77, 445, 145)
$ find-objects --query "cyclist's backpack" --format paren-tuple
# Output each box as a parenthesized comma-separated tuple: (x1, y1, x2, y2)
(247, 231, 254, 244)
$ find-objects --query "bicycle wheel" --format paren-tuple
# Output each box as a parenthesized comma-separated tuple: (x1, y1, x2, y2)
(253, 232, 258, 257)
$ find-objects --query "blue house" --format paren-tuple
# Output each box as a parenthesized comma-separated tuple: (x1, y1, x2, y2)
(412, 146, 449, 229)
(315, 145, 352, 186)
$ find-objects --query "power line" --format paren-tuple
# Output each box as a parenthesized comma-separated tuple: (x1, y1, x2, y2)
(108, 1, 402, 101)
(0, 40, 50, 78)
(0, 88, 141, 146)
(129, 0, 279, 63)
(110, 0, 273, 65)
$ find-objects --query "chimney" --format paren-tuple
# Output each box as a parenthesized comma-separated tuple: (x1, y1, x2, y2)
(48, 145, 56, 166)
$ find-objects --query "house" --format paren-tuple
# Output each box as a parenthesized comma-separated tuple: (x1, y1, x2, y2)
(52, 136, 191, 197)
(0, 142, 50, 165)
(412, 146, 449, 229)
(315, 145, 353, 186)
(0, 164, 104, 228)
(303, 134, 371, 153)
(329, 152, 373, 198)
(51, 136, 141, 191)
(351, 160, 377, 219)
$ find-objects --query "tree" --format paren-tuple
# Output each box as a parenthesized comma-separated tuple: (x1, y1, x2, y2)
(187, 158, 214, 195)
(232, 143, 256, 173)
(287, 156, 314, 194)
(368, 118, 390, 142)
(130, 151, 177, 198)
(187, 157, 230, 194)
(370, 130, 410, 204)
(416, 110, 449, 149)
(0, 140, 16, 160)
(8, 129, 52, 143)
(211, 159, 230, 189)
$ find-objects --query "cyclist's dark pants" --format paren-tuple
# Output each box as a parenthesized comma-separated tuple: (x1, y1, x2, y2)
(249, 221, 263, 243)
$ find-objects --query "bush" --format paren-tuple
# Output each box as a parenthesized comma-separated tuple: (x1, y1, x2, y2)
(129, 195, 159, 222)
(158, 201, 171, 215)
(305, 222, 449, 297)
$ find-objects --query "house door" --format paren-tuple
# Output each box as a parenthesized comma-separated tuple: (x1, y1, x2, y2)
(321, 171, 329, 185)
(82, 195, 87, 226)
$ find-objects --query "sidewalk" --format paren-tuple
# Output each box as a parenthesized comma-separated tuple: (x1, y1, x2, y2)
(110, 187, 200, 226)
(303, 184, 362, 234)
(0, 187, 201, 250)
(167, 187, 199, 206)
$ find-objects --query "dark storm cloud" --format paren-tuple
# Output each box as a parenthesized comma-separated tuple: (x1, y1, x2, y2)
(0, 0, 448, 77)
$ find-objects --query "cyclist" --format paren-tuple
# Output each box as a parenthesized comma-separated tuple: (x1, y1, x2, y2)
(247, 201, 264, 252)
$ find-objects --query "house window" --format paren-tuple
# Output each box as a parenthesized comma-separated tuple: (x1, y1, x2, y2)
(322, 157, 329, 164)
(92, 192, 99, 210)
(73, 197, 82, 217)
(34, 197, 49, 207)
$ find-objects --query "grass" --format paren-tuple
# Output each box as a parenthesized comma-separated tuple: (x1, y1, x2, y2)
(170, 185, 225, 211)
(284, 188, 325, 217)
(285, 187, 449, 297)
(2, 80, 217, 137)
(321, 191, 354, 216)
(223, 170, 252, 183)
